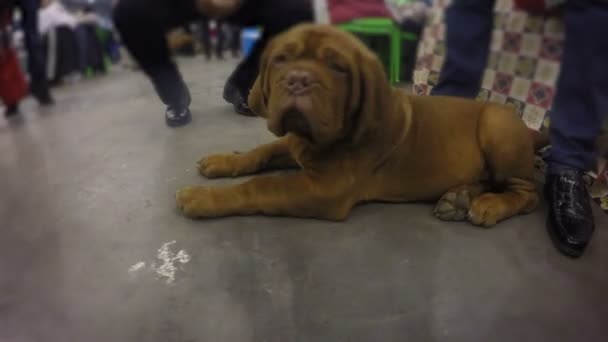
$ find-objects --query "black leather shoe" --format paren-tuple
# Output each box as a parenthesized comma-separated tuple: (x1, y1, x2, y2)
(223, 78, 255, 116)
(232, 98, 255, 116)
(165, 106, 192, 127)
(544, 169, 595, 258)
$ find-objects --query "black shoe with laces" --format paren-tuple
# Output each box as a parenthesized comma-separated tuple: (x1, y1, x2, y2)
(165, 105, 192, 127)
(544, 169, 595, 258)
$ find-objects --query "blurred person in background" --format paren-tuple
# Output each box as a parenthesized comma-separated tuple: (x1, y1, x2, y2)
(13, 0, 54, 105)
(199, 19, 240, 60)
(75, 5, 107, 76)
(1, 0, 28, 117)
(431, 0, 608, 258)
(38, 0, 81, 84)
(112, 0, 312, 127)
(220, 22, 241, 59)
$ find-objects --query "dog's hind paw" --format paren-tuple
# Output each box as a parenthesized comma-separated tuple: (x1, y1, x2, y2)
(433, 190, 472, 222)
(468, 193, 505, 228)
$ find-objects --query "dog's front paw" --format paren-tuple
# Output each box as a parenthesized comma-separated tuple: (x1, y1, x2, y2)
(197, 154, 241, 179)
(176, 186, 218, 218)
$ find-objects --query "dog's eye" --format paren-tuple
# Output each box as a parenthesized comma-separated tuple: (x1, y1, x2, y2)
(273, 54, 288, 65)
(328, 61, 348, 74)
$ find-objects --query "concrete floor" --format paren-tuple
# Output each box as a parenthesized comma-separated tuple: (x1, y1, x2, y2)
(1, 58, 607, 342)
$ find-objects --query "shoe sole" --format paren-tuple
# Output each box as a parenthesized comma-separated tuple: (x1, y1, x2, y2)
(233, 103, 256, 116)
(546, 215, 586, 258)
(223, 82, 256, 116)
(166, 114, 192, 127)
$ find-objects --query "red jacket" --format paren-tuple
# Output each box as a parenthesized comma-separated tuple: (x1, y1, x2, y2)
(1, 7, 28, 106)
(328, 0, 393, 24)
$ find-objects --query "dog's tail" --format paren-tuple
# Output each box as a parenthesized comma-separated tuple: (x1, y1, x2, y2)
(531, 130, 550, 151)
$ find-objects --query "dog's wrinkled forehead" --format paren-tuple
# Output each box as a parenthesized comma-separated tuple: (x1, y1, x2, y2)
(271, 25, 356, 61)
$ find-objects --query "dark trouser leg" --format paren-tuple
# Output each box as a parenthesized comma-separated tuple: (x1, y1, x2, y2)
(544, 0, 608, 258)
(224, 30, 266, 94)
(399, 21, 423, 82)
(223, 0, 313, 113)
(431, 0, 495, 98)
(547, 0, 608, 173)
(17, 0, 52, 103)
(229, 26, 241, 57)
(199, 18, 212, 59)
(113, 0, 190, 109)
(75, 25, 88, 73)
(216, 21, 225, 58)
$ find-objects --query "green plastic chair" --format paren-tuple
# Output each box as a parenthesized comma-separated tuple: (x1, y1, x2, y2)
(338, 17, 418, 85)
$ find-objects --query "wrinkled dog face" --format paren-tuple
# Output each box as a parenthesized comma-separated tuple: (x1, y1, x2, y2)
(248, 24, 388, 147)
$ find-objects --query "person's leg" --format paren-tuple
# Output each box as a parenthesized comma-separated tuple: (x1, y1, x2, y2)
(547, 4, 607, 175)
(223, 0, 313, 115)
(230, 25, 241, 58)
(431, 0, 495, 98)
(199, 18, 212, 60)
(222, 28, 267, 114)
(216, 21, 225, 59)
(75, 25, 89, 73)
(17, 0, 53, 105)
(544, 0, 608, 257)
(113, 0, 193, 126)
(399, 21, 423, 83)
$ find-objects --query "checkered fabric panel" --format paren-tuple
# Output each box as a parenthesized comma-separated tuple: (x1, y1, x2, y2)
(414, 0, 563, 131)
(412, 0, 608, 212)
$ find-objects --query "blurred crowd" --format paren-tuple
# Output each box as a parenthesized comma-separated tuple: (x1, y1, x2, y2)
(167, 20, 242, 60)
(1, 0, 120, 117)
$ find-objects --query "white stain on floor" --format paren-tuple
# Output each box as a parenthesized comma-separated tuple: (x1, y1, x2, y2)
(127, 241, 191, 285)
(153, 240, 191, 284)
(128, 261, 146, 273)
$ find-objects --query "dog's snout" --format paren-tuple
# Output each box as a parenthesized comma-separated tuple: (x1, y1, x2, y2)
(286, 70, 314, 94)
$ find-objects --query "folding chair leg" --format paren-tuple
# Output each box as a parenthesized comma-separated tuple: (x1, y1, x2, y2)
(391, 28, 401, 84)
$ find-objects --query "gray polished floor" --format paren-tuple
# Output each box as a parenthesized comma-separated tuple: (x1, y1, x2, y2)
(1, 58, 607, 342)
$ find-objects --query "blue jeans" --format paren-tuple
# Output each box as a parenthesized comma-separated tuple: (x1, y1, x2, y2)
(432, 0, 608, 174)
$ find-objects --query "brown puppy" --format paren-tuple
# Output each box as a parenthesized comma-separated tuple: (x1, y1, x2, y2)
(176, 24, 539, 227)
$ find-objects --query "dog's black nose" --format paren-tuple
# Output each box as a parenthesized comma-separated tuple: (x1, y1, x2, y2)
(286, 70, 314, 94)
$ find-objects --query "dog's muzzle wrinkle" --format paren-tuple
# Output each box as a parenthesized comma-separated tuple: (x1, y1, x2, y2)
(282, 109, 313, 140)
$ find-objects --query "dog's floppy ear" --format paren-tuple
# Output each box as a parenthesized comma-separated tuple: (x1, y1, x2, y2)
(348, 42, 392, 144)
(248, 77, 267, 117)
(247, 40, 275, 118)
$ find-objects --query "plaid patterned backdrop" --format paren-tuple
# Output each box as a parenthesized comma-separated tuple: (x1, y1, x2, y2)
(412, 0, 608, 212)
